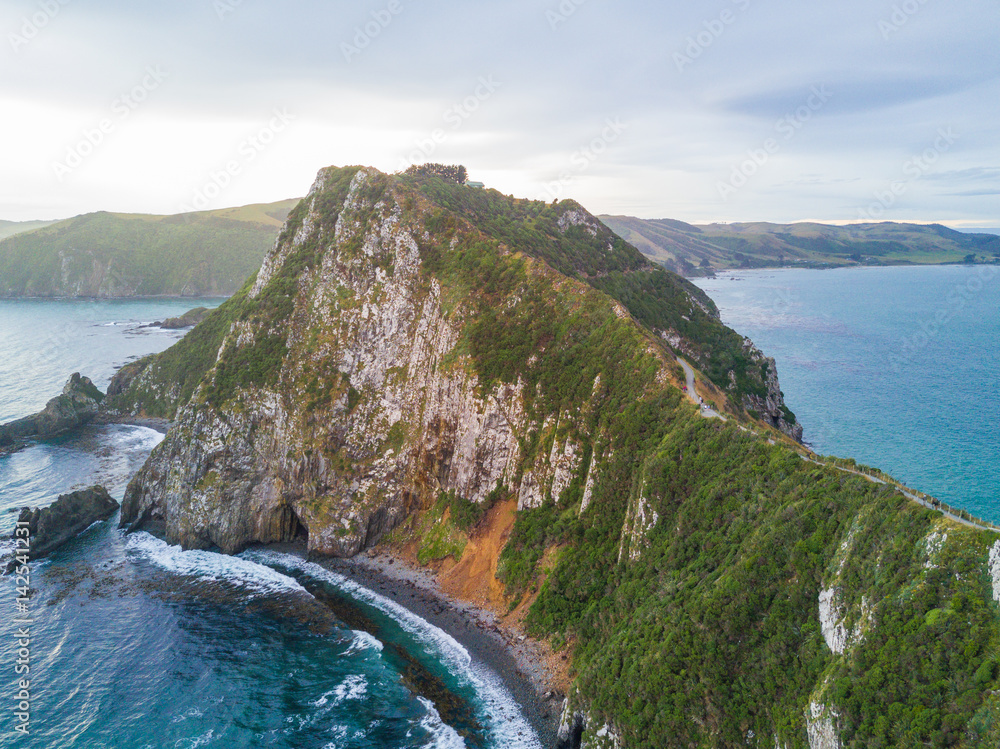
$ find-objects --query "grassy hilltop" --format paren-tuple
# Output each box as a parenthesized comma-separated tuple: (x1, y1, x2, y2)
(0, 199, 299, 297)
(602, 215, 1000, 277)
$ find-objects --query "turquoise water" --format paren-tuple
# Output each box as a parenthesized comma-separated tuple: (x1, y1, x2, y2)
(694, 265, 1000, 524)
(0, 299, 540, 749)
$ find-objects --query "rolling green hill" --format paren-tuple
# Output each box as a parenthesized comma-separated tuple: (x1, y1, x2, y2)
(0, 199, 300, 298)
(0, 218, 59, 241)
(601, 216, 1000, 276)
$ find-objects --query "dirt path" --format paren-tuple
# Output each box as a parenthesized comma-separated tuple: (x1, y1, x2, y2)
(800, 454, 997, 533)
(676, 357, 995, 534)
(677, 356, 725, 420)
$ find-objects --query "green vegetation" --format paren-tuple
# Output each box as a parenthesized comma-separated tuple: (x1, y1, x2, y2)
(109, 165, 1000, 746)
(600, 215, 1000, 276)
(403, 172, 784, 418)
(404, 162, 468, 185)
(502, 413, 1000, 747)
(414, 495, 468, 565)
(105, 173, 361, 417)
(0, 218, 58, 241)
(0, 199, 299, 297)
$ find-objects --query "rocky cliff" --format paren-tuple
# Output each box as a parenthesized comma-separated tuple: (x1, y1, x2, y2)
(111, 165, 1000, 748)
(117, 167, 674, 553)
(13, 485, 119, 560)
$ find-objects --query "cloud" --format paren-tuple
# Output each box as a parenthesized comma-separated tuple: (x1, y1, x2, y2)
(1, 0, 998, 226)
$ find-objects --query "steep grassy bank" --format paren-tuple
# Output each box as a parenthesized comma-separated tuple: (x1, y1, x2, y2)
(106, 166, 1000, 748)
(0, 200, 298, 297)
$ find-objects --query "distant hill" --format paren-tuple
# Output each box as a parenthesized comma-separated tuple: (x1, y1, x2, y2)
(0, 199, 300, 297)
(0, 219, 59, 241)
(600, 216, 1000, 276)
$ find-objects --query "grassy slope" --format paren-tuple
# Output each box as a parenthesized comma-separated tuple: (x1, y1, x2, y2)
(406, 177, 784, 415)
(399, 177, 1000, 748)
(601, 215, 1000, 276)
(0, 199, 299, 297)
(111, 169, 1000, 747)
(0, 219, 59, 241)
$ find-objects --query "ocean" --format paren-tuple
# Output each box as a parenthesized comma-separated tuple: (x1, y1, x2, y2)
(694, 264, 1000, 525)
(0, 299, 541, 749)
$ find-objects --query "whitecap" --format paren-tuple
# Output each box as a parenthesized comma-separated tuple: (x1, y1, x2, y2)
(108, 426, 165, 453)
(125, 532, 310, 599)
(414, 697, 466, 749)
(311, 674, 368, 709)
(344, 629, 384, 655)
(241, 550, 472, 675)
(173, 728, 214, 748)
(241, 550, 543, 748)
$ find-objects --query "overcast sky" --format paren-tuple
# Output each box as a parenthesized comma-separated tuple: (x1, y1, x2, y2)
(2, 0, 998, 226)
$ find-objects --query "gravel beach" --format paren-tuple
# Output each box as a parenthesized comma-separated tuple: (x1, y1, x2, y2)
(321, 547, 565, 747)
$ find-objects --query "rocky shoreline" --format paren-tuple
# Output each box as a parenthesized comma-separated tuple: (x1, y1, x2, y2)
(320, 547, 565, 747)
(93, 414, 172, 434)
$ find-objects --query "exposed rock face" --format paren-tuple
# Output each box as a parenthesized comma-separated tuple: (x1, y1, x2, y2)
(121, 167, 656, 555)
(105, 164, 1000, 748)
(818, 588, 850, 654)
(15, 485, 119, 559)
(556, 698, 623, 749)
(805, 702, 842, 749)
(989, 541, 1000, 603)
(738, 339, 803, 441)
(0, 373, 103, 448)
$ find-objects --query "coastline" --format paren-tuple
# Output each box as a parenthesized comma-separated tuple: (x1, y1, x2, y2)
(320, 546, 566, 747)
(95, 414, 172, 434)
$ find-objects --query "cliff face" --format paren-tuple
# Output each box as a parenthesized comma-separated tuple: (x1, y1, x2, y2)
(113, 166, 1000, 749)
(120, 167, 675, 555)
(739, 340, 803, 442)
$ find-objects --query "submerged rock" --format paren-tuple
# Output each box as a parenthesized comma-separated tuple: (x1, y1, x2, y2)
(14, 485, 119, 560)
(0, 373, 104, 449)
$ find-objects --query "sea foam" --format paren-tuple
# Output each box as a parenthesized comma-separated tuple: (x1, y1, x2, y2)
(241, 550, 544, 749)
(125, 532, 310, 599)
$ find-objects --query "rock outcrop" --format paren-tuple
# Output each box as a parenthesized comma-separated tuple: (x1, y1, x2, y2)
(738, 339, 803, 441)
(117, 166, 807, 558)
(0, 373, 104, 449)
(155, 307, 211, 329)
(14, 485, 119, 560)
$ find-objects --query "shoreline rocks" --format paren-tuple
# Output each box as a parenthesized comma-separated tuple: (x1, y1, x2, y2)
(12, 485, 119, 561)
(0, 373, 104, 452)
